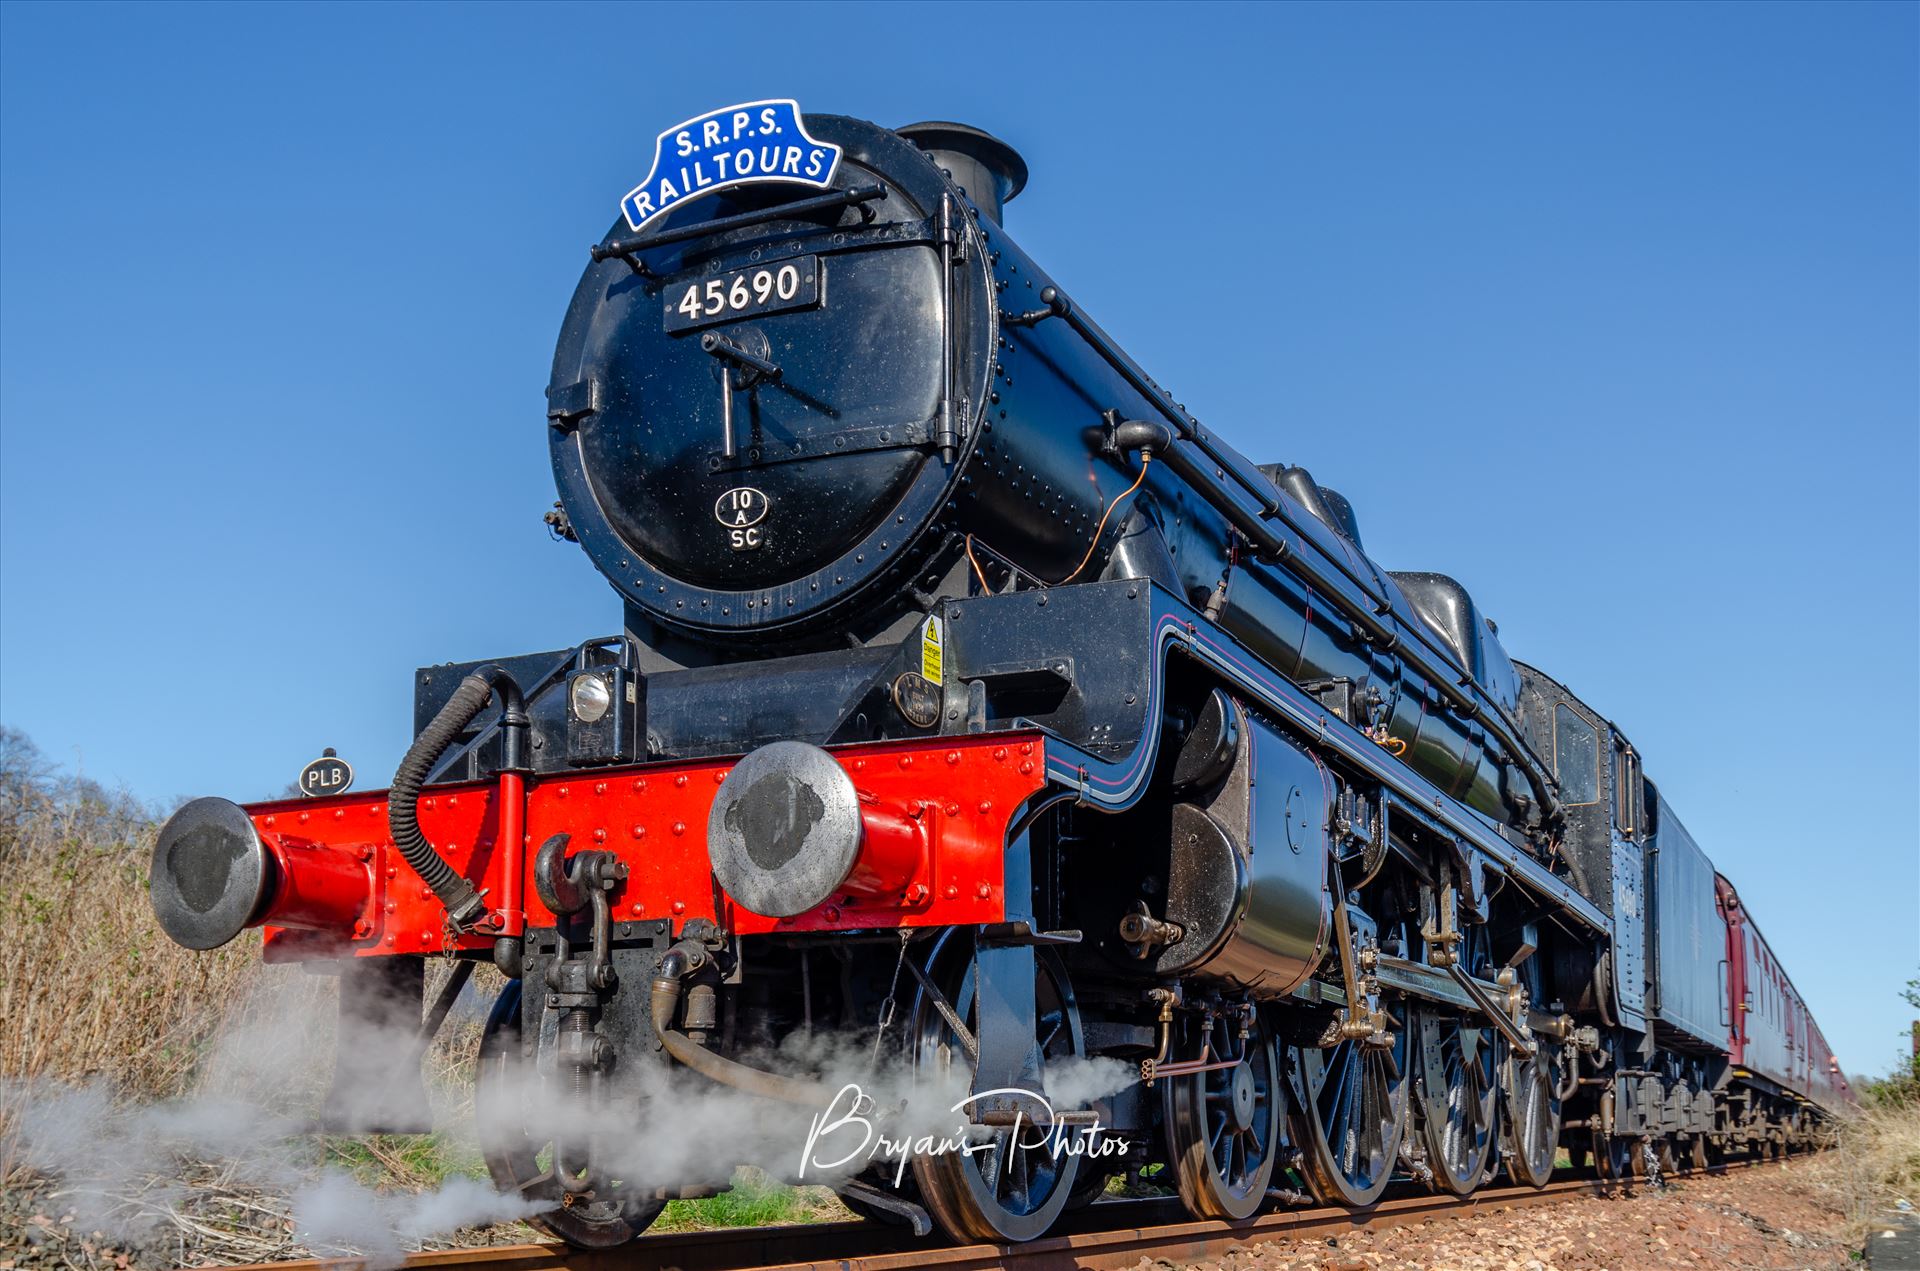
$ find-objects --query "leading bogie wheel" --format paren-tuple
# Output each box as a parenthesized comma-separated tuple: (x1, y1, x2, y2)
(1164, 1006, 1282, 1221)
(909, 939, 1085, 1243)
(475, 979, 666, 1247)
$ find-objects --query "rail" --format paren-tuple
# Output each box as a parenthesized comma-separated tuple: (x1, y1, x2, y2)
(219, 1158, 1767, 1271)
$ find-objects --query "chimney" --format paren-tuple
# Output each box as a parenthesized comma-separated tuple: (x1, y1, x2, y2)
(896, 122, 1027, 224)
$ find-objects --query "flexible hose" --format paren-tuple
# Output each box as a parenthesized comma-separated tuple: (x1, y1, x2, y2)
(1593, 948, 1618, 1030)
(389, 673, 493, 928)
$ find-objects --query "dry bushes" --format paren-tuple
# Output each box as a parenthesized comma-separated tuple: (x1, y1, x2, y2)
(0, 728, 494, 1113)
(0, 732, 514, 1264)
(0, 788, 263, 1102)
(1809, 1095, 1920, 1246)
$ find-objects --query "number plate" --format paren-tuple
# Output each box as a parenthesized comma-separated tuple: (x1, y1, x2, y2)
(665, 256, 823, 333)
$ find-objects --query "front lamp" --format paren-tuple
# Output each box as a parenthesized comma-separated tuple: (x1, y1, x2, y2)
(569, 672, 613, 723)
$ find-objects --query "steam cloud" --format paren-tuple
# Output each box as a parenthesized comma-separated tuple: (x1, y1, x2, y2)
(2, 966, 1139, 1265)
(2, 970, 544, 1267)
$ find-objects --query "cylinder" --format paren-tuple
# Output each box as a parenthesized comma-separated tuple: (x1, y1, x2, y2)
(1144, 709, 1332, 999)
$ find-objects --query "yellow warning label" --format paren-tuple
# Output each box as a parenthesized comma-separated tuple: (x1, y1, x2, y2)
(920, 615, 944, 683)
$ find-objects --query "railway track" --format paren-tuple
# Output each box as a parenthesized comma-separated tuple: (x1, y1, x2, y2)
(222, 1160, 1765, 1271)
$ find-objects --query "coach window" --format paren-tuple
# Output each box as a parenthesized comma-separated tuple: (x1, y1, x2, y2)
(1554, 704, 1600, 805)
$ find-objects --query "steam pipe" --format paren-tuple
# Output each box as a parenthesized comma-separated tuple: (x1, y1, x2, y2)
(650, 943, 857, 1108)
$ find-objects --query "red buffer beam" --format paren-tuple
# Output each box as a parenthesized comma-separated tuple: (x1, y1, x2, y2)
(229, 733, 1048, 963)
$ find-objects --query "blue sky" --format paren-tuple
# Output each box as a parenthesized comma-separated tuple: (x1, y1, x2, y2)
(2, 2, 1914, 1076)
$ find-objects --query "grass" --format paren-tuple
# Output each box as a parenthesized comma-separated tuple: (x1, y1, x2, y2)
(652, 1169, 852, 1233)
(323, 1133, 493, 1191)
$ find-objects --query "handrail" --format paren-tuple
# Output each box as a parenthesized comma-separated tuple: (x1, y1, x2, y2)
(591, 183, 889, 262)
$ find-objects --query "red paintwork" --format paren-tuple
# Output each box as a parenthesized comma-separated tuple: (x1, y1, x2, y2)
(1716, 874, 1749, 1065)
(1716, 872, 1855, 1110)
(246, 733, 1048, 963)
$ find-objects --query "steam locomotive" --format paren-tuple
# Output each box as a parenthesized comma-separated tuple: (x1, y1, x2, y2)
(148, 104, 1851, 1247)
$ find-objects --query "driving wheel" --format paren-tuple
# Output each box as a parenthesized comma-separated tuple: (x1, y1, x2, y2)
(1501, 1040, 1562, 1188)
(1290, 1011, 1410, 1207)
(1164, 1007, 1282, 1221)
(1415, 1005, 1500, 1196)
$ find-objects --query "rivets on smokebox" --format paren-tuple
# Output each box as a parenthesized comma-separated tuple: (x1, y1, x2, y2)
(674, 775, 689, 788)
(898, 754, 914, 769)
(632, 778, 647, 793)
(945, 803, 960, 817)
(993, 747, 1007, 761)
(594, 782, 607, 796)
(593, 828, 607, 843)
(944, 884, 959, 899)
(672, 822, 686, 836)
(630, 825, 646, 840)
(713, 770, 728, 784)
(945, 751, 961, 766)
(630, 902, 646, 915)
(671, 900, 686, 915)
(976, 883, 991, 899)
(978, 800, 993, 814)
